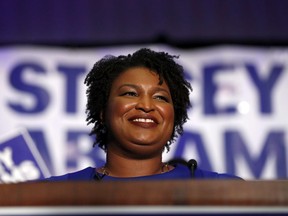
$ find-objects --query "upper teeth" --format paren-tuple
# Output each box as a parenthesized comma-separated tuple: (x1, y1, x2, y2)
(133, 118, 154, 123)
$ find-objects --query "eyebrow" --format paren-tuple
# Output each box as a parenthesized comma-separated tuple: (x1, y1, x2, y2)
(118, 84, 170, 94)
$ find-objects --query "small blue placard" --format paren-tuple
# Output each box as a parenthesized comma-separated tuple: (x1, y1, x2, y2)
(0, 128, 50, 183)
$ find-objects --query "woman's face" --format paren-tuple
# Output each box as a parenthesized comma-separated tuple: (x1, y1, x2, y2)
(105, 67, 174, 158)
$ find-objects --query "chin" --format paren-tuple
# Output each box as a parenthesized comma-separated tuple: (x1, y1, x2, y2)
(130, 140, 165, 153)
(131, 137, 162, 146)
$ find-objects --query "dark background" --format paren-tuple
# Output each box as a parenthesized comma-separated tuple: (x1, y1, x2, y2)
(0, 0, 288, 48)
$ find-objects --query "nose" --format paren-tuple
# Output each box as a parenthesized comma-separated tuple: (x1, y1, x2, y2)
(135, 95, 155, 112)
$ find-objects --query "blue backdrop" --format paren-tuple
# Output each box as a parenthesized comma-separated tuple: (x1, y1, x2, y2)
(0, 0, 288, 46)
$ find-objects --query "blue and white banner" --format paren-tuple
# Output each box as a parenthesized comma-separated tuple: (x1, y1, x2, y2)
(0, 45, 287, 181)
(0, 128, 50, 183)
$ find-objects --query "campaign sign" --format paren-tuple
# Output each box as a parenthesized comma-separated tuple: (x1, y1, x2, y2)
(0, 45, 287, 179)
(0, 128, 50, 183)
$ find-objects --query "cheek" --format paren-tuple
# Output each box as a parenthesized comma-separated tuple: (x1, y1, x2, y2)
(168, 106, 175, 121)
(159, 105, 175, 126)
(105, 99, 134, 122)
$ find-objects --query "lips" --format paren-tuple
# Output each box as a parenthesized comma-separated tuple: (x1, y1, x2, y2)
(128, 115, 158, 128)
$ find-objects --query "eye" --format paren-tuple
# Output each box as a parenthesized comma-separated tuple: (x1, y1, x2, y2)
(120, 91, 138, 97)
(154, 95, 169, 102)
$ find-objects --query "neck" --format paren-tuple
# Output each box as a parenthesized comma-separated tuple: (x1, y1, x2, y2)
(102, 151, 164, 177)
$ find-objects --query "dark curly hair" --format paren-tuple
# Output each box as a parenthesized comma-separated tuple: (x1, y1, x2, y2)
(84, 48, 192, 151)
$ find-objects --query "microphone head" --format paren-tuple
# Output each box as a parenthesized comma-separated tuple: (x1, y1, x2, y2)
(187, 159, 197, 169)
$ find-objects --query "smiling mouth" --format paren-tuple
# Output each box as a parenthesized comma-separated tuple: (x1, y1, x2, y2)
(132, 118, 155, 123)
(130, 118, 158, 128)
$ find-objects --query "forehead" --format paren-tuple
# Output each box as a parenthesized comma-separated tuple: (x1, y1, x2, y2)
(112, 67, 168, 88)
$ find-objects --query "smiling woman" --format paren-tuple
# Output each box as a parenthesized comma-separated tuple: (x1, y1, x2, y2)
(104, 68, 175, 177)
(46, 48, 242, 181)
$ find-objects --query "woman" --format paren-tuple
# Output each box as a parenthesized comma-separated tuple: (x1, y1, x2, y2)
(48, 48, 241, 181)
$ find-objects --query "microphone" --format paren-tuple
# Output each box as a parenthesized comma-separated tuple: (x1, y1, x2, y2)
(187, 159, 197, 178)
(168, 158, 197, 178)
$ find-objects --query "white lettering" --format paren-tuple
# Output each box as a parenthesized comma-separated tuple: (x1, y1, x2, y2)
(0, 147, 14, 168)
